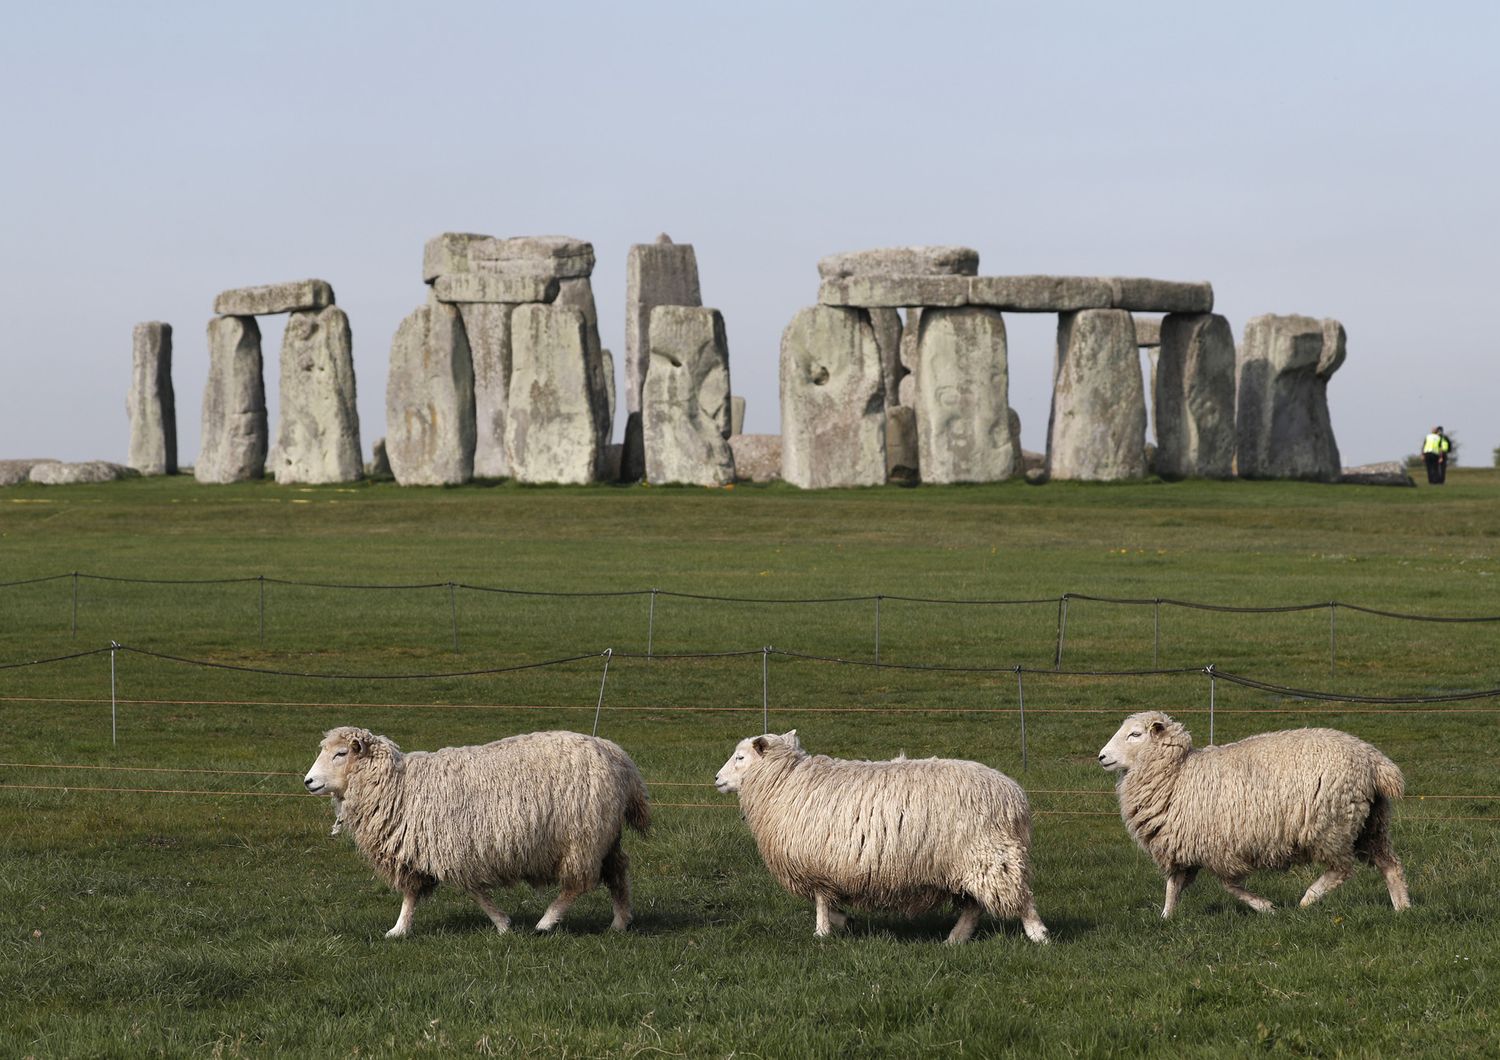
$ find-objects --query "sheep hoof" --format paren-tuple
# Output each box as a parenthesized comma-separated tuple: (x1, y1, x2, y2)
(609, 917, 632, 932)
(1026, 926, 1050, 945)
(384, 927, 408, 939)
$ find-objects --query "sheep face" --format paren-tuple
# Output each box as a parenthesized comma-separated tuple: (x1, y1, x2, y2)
(714, 730, 801, 793)
(303, 727, 376, 797)
(1098, 711, 1180, 772)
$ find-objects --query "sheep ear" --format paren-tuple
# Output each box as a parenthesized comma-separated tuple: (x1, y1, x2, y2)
(1149, 721, 1164, 735)
(349, 737, 365, 755)
(782, 729, 800, 750)
(751, 736, 769, 755)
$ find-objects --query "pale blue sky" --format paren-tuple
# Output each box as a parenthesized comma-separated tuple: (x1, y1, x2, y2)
(2, 1, 1495, 467)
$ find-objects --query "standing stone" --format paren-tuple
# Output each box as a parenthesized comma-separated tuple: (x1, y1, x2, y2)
(127, 322, 176, 475)
(1235, 314, 1345, 481)
(458, 303, 516, 479)
(1154, 313, 1236, 479)
(915, 307, 1017, 483)
(554, 277, 613, 476)
(779, 306, 886, 489)
(506, 304, 602, 485)
(273, 307, 362, 484)
(624, 235, 702, 480)
(369, 437, 393, 479)
(385, 297, 475, 486)
(1046, 310, 1147, 481)
(197, 315, 267, 483)
(898, 307, 923, 406)
(887, 406, 919, 483)
(643, 306, 734, 487)
(730, 396, 746, 436)
(868, 308, 905, 407)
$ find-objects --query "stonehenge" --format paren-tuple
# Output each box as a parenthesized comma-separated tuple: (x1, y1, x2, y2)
(1236, 314, 1346, 482)
(127, 322, 176, 476)
(1153, 314, 1236, 479)
(506, 304, 603, 485)
(385, 297, 475, 486)
(197, 314, 267, 484)
(274, 307, 362, 485)
(642, 306, 734, 486)
(624, 235, 703, 481)
(779, 305, 887, 489)
(1047, 310, 1148, 481)
(915, 307, 1017, 483)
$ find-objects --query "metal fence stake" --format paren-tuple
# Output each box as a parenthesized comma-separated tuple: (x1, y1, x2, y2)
(1016, 667, 1028, 772)
(258, 575, 266, 646)
(1153, 599, 1160, 668)
(1329, 602, 1337, 680)
(71, 572, 79, 639)
(1054, 595, 1070, 670)
(762, 645, 771, 733)
(448, 582, 460, 653)
(110, 640, 119, 747)
(874, 595, 882, 663)
(1207, 664, 1216, 745)
(591, 648, 613, 737)
(647, 589, 658, 659)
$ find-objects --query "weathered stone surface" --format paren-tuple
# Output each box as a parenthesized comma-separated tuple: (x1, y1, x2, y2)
(624, 237, 703, 480)
(819, 276, 968, 308)
(127, 322, 177, 475)
(368, 437, 393, 479)
(915, 307, 1017, 483)
(1341, 461, 1414, 487)
(1020, 448, 1045, 473)
(1153, 313, 1236, 479)
(779, 305, 886, 489)
(1108, 278, 1213, 314)
(385, 298, 475, 486)
(967, 275, 1113, 312)
(1133, 316, 1162, 347)
(1009, 408, 1024, 464)
(554, 277, 613, 477)
(602, 348, 616, 434)
(868, 308, 905, 406)
(458, 303, 514, 479)
(1235, 314, 1344, 482)
(1046, 309, 1147, 481)
(472, 235, 595, 279)
(730, 396, 746, 436)
(272, 307, 362, 484)
(643, 306, 734, 487)
(886, 406, 919, 483)
(197, 315, 267, 483)
(506, 304, 602, 485)
(897, 306, 922, 407)
(434, 273, 557, 304)
(817, 246, 979, 280)
(730, 434, 782, 482)
(29, 460, 138, 485)
(213, 279, 334, 317)
(0, 459, 53, 486)
(423, 232, 492, 282)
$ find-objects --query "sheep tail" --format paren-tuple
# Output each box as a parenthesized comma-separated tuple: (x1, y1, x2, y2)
(1372, 751, 1405, 801)
(625, 776, 651, 835)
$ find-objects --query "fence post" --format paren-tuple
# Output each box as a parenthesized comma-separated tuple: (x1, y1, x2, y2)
(646, 589, 658, 659)
(1016, 667, 1027, 772)
(1053, 594, 1070, 670)
(1206, 664, 1216, 745)
(1153, 599, 1161, 668)
(448, 582, 460, 653)
(874, 595, 882, 663)
(591, 648, 613, 737)
(110, 640, 119, 747)
(1329, 602, 1337, 680)
(71, 572, 79, 639)
(761, 645, 771, 733)
(258, 576, 266, 646)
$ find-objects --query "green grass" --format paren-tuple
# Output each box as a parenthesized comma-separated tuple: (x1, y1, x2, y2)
(3, 472, 1498, 1057)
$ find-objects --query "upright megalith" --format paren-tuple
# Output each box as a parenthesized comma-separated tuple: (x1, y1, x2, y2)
(915, 307, 1017, 483)
(1046, 309, 1147, 481)
(730, 395, 746, 436)
(197, 315, 267, 483)
(1153, 313, 1235, 479)
(643, 306, 734, 486)
(1235, 314, 1345, 481)
(127, 322, 177, 475)
(454, 302, 516, 479)
(506, 304, 602, 485)
(554, 275, 613, 478)
(779, 306, 886, 489)
(385, 297, 475, 486)
(624, 234, 703, 480)
(273, 307, 363, 484)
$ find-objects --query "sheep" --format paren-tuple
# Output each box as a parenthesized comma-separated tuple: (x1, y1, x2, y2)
(714, 730, 1048, 944)
(1098, 711, 1410, 918)
(303, 727, 650, 937)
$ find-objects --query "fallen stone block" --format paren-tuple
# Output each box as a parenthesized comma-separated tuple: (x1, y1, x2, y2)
(29, 460, 139, 485)
(967, 275, 1113, 312)
(0, 458, 56, 486)
(819, 275, 968, 308)
(213, 279, 334, 317)
(1340, 461, 1414, 487)
(730, 434, 782, 482)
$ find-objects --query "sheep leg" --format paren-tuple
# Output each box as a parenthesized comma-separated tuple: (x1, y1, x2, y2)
(1020, 899, 1050, 944)
(468, 890, 512, 934)
(1162, 867, 1199, 919)
(814, 894, 847, 937)
(602, 844, 633, 931)
(1298, 865, 1354, 908)
(535, 887, 583, 932)
(1219, 877, 1274, 913)
(946, 898, 982, 944)
(1377, 856, 1411, 911)
(385, 888, 420, 938)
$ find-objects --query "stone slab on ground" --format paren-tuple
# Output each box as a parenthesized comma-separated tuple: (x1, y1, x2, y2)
(1108, 277, 1213, 314)
(819, 275, 968, 308)
(779, 305, 886, 488)
(505, 303, 602, 485)
(1340, 461, 1415, 487)
(28, 460, 139, 485)
(1046, 309, 1147, 481)
(967, 275, 1113, 312)
(197, 315, 267, 483)
(817, 245, 979, 280)
(128, 321, 177, 475)
(433, 273, 557, 304)
(729, 434, 782, 482)
(273, 306, 363, 484)
(643, 306, 734, 486)
(0, 459, 56, 486)
(915, 306, 1017, 483)
(213, 279, 334, 317)
(384, 298, 476, 486)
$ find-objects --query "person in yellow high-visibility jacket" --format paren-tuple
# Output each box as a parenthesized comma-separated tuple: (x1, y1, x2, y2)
(1422, 426, 1451, 484)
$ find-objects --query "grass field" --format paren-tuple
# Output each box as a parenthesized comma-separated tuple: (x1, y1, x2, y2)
(3, 472, 1498, 1057)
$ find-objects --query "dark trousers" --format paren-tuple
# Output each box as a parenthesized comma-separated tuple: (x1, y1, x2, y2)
(1424, 453, 1446, 484)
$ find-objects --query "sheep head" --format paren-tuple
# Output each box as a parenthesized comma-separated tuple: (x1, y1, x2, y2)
(714, 730, 801, 793)
(1098, 711, 1192, 773)
(303, 726, 400, 798)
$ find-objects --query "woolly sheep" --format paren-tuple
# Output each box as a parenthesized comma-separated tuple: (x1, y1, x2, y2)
(304, 727, 650, 937)
(1098, 711, 1410, 918)
(715, 730, 1048, 944)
